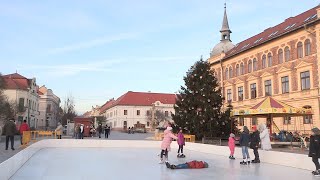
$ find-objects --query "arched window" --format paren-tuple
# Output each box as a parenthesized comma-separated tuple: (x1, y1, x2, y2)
(278, 49, 283, 64)
(253, 58, 257, 71)
(225, 68, 228, 80)
(262, 55, 266, 69)
(267, 53, 272, 67)
(236, 64, 240, 76)
(248, 60, 252, 73)
(229, 67, 233, 78)
(240, 63, 244, 75)
(285, 46, 290, 61)
(297, 42, 303, 58)
(305, 39, 311, 56)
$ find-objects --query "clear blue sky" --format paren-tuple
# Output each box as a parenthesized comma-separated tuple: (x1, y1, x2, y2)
(0, 0, 319, 114)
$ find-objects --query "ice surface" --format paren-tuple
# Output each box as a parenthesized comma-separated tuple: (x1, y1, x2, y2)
(10, 147, 315, 180)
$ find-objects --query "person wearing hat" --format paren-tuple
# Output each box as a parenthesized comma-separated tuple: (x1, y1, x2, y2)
(250, 125, 261, 163)
(159, 126, 178, 164)
(177, 127, 185, 158)
(309, 127, 320, 176)
(228, 133, 236, 159)
(165, 160, 209, 169)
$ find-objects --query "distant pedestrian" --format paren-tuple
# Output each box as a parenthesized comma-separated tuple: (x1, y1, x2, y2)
(19, 120, 30, 145)
(3, 118, 17, 150)
(228, 133, 236, 160)
(107, 126, 111, 135)
(128, 127, 131, 134)
(177, 128, 185, 158)
(75, 124, 80, 139)
(104, 125, 110, 138)
(80, 124, 84, 139)
(250, 126, 261, 163)
(97, 124, 102, 138)
(55, 122, 63, 139)
(131, 126, 134, 134)
(239, 126, 250, 165)
(309, 127, 320, 176)
(259, 124, 272, 150)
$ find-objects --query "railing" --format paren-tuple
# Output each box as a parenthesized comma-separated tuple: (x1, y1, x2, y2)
(154, 133, 195, 143)
(21, 131, 57, 148)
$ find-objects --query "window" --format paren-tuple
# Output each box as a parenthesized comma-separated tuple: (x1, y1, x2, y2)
(252, 117, 258, 126)
(262, 55, 266, 69)
(239, 117, 244, 126)
(265, 80, 272, 96)
(227, 89, 232, 102)
(124, 110, 128, 115)
(225, 68, 229, 79)
(284, 46, 290, 61)
(248, 60, 252, 73)
(301, 71, 310, 90)
(165, 111, 169, 117)
(281, 76, 289, 93)
(18, 98, 25, 112)
(303, 115, 312, 124)
(250, 83, 257, 99)
(278, 49, 283, 64)
(283, 116, 291, 125)
(137, 110, 140, 116)
(253, 58, 257, 71)
(229, 67, 233, 78)
(146, 110, 150, 116)
(114, 121, 117, 127)
(267, 53, 272, 67)
(110, 112, 113, 117)
(297, 42, 303, 58)
(238, 86, 243, 101)
(46, 104, 51, 112)
(147, 122, 150, 127)
(305, 39, 311, 56)
(236, 64, 240, 76)
(240, 63, 244, 75)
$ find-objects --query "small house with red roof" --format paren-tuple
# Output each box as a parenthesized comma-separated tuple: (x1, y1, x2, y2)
(99, 91, 176, 131)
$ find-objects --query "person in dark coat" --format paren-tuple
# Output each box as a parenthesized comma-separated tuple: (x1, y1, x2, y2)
(239, 126, 250, 165)
(97, 124, 102, 138)
(250, 126, 261, 163)
(104, 125, 110, 138)
(309, 127, 320, 176)
(3, 118, 17, 150)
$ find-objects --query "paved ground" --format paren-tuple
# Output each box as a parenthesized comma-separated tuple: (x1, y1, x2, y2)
(11, 147, 314, 180)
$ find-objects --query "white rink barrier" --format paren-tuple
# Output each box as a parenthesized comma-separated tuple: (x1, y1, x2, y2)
(0, 140, 313, 179)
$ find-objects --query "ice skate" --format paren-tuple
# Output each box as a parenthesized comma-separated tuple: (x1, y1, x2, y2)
(247, 158, 251, 164)
(251, 159, 260, 163)
(313, 170, 320, 176)
(240, 160, 247, 165)
(229, 156, 235, 160)
(165, 162, 171, 168)
(158, 159, 164, 164)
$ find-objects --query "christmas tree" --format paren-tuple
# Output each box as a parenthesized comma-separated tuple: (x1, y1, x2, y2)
(173, 58, 237, 140)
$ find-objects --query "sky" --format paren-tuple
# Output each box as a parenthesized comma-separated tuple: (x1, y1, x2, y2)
(0, 0, 319, 114)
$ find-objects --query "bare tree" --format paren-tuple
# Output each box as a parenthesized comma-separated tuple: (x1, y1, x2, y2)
(0, 74, 16, 124)
(61, 94, 77, 125)
(146, 109, 168, 130)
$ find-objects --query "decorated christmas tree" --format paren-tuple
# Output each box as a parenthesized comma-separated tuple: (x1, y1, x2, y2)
(173, 58, 237, 140)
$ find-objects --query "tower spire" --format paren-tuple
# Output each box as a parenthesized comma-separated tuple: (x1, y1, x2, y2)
(220, 3, 232, 41)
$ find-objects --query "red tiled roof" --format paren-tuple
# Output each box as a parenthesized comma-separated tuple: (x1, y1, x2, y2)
(99, 91, 177, 114)
(4, 77, 29, 90)
(223, 5, 319, 59)
(3, 73, 27, 79)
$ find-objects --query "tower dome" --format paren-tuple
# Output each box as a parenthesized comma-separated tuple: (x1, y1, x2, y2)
(210, 4, 235, 57)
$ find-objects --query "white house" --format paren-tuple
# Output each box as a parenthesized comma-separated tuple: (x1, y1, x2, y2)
(38, 86, 61, 130)
(99, 91, 176, 130)
(2, 73, 39, 128)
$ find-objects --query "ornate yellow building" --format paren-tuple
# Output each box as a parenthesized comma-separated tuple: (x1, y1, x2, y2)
(209, 5, 320, 135)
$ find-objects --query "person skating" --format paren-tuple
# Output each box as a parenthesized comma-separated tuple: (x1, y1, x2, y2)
(259, 124, 272, 150)
(159, 126, 178, 164)
(250, 126, 261, 163)
(19, 120, 30, 145)
(55, 122, 63, 139)
(228, 133, 236, 160)
(165, 160, 209, 169)
(177, 128, 185, 158)
(309, 127, 320, 176)
(3, 118, 17, 150)
(239, 126, 250, 165)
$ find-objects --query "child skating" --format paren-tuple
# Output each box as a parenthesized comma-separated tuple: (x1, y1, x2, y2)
(159, 126, 178, 164)
(228, 133, 236, 160)
(239, 126, 250, 165)
(177, 128, 185, 158)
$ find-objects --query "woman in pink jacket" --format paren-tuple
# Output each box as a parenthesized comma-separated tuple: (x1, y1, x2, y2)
(228, 133, 236, 159)
(159, 126, 178, 164)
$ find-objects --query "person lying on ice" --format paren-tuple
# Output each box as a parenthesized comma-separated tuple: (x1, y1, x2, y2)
(165, 160, 209, 169)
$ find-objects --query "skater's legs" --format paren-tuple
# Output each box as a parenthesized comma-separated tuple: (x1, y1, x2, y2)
(253, 148, 259, 160)
(165, 149, 168, 159)
(175, 163, 189, 169)
(5, 136, 9, 149)
(229, 146, 235, 156)
(178, 145, 183, 154)
(312, 156, 320, 170)
(160, 150, 165, 159)
(241, 146, 246, 159)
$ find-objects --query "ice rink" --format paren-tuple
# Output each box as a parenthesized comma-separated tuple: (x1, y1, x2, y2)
(10, 147, 315, 180)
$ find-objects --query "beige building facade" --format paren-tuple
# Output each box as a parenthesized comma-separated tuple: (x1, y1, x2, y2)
(209, 6, 320, 134)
